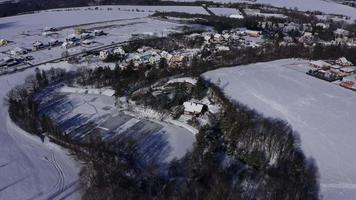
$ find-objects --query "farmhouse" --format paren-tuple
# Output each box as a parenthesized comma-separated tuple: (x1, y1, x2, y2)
(340, 80, 356, 91)
(339, 67, 356, 75)
(10, 47, 28, 56)
(33, 41, 44, 50)
(94, 29, 105, 36)
(309, 60, 331, 69)
(336, 57, 353, 67)
(183, 102, 207, 116)
(99, 50, 111, 60)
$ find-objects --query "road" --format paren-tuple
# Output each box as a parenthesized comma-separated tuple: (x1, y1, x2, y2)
(0, 68, 81, 200)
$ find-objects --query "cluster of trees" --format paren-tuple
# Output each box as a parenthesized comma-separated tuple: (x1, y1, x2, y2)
(7, 68, 67, 139)
(78, 79, 320, 200)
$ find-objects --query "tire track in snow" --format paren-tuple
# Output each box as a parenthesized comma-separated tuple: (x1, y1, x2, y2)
(44, 152, 65, 199)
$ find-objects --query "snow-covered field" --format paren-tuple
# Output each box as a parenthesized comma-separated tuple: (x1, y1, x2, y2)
(37, 84, 195, 164)
(0, 67, 80, 200)
(169, 0, 356, 20)
(203, 59, 356, 200)
(0, 5, 211, 71)
(208, 7, 241, 17)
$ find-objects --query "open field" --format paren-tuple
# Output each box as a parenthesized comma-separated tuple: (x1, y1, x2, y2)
(0, 5, 211, 73)
(203, 59, 356, 199)
(169, 0, 356, 20)
(36, 84, 195, 164)
(0, 67, 80, 200)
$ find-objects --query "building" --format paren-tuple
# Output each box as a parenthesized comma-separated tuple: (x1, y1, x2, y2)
(340, 80, 356, 91)
(336, 57, 353, 67)
(94, 29, 105, 36)
(339, 67, 356, 75)
(33, 41, 44, 50)
(113, 47, 125, 55)
(334, 28, 350, 38)
(99, 50, 111, 60)
(66, 34, 79, 42)
(183, 102, 207, 116)
(309, 60, 331, 69)
(10, 47, 28, 56)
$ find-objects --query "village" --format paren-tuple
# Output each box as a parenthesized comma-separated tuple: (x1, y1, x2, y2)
(307, 57, 356, 91)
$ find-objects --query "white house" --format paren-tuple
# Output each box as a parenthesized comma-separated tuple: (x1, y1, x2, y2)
(183, 102, 206, 115)
(10, 47, 27, 56)
(316, 23, 329, 29)
(309, 60, 331, 69)
(334, 28, 350, 38)
(66, 34, 79, 42)
(33, 41, 44, 50)
(99, 50, 111, 60)
(94, 29, 105, 36)
(336, 57, 353, 67)
(113, 47, 125, 55)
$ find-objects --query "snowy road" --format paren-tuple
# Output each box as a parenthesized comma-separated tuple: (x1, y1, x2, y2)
(0, 69, 80, 200)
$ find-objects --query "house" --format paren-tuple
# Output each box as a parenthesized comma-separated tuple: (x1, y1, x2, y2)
(80, 33, 91, 40)
(340, 80, 356, 91)
(99, 50, 111, 60)
(309, 60, 331, 69)
(62, 41, 79, 49)
(183, 102, 207, 116)
(215, 45, 230, 52)
(170, 55, 186, 68)
(245, 30, 261, 37)
(94, 29, 105, 36)
(49, 39, 60, 46)
(82, 39, 93, 45)
(316, 23, 329, 29)
(113, 47, 125, 55)
(0, 39, 8, 46)
(339, 66, 356, 75)
(336, 57, 353, 67)
(66, 34, 79, 42)
(298, 32, 314, 44)
(10, 47, 27, 56)
(44, 27, 57, 32)
(334, 28, 350, 38)
(160, 51, 173, 62)
(33, 41, 44, 50)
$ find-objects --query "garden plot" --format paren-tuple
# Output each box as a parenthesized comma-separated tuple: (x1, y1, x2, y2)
(36, 85, 195, 164)
(203, 59, 356, 200)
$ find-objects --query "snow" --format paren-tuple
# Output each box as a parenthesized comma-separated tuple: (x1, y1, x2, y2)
(166, 77, 197, 85)
(208, 7, 243, 18)
(37, 84, 196, 164)
(0, 68, 80, 200)
(60, 86, 115, 97)
(169, 0, 356, 20)
(0, 6, 211, 71)
(203, 59, 356, 199)
(183, 101, 204, 113)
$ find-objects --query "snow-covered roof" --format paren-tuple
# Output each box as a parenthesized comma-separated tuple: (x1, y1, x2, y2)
(340, 67, 356, 73)
(167, 77, 197, 85)
(183, 102, 204, 113)
(309, 60, 331, 68)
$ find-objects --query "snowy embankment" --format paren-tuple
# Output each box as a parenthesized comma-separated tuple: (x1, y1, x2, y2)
(0, 68, 80, 200)
(203, 59, 356, 200)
